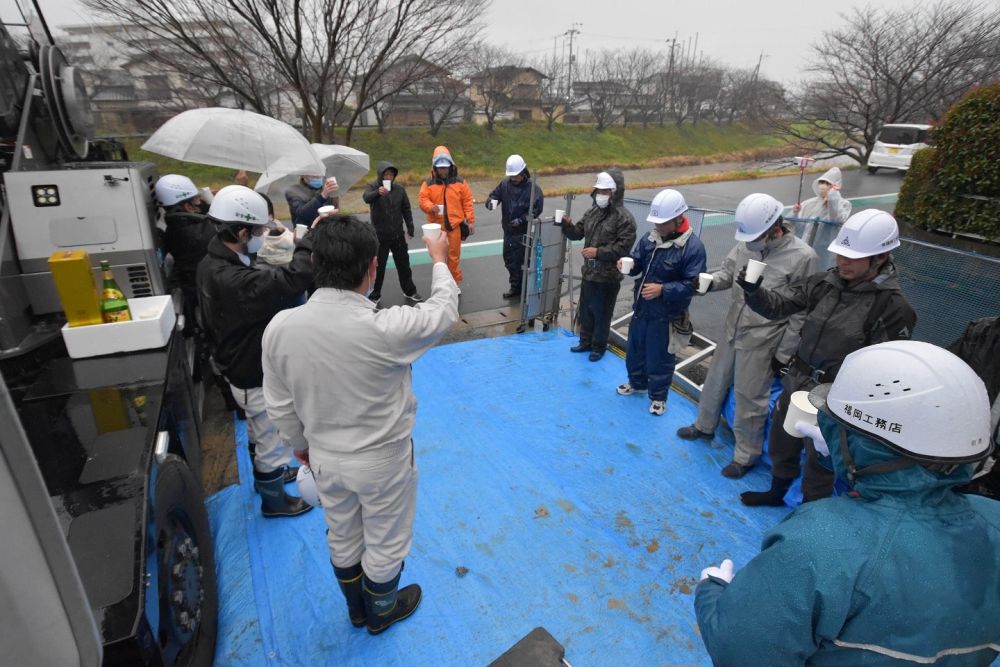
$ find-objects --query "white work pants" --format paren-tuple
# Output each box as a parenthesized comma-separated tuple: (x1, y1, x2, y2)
(230, 385, 292, 474)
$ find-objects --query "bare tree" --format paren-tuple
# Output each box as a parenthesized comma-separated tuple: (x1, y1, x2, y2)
(414, 68, 470, 137)
(467, 45, 519, 132)
(772, 1, 1000, 164)
(82, 0, 486, 144)
(531, 51, 574, 131)
(576, 50, 630, 131)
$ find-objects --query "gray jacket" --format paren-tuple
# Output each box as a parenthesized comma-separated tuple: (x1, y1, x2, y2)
(798, 167, 851, 223)
(284, 180, 340, 228)
(709, 229, 818, 361)
(559, 168, 637, 284)
(745, 263, 917, 391)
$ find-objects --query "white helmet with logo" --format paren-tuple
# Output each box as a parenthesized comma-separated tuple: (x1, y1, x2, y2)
(646, 189, 688, 224)
(812, 340, 992, 464)
(828, 209, 900, 259)
(207, 185, 269, 226)
(734, 193, 783, 241)
(295, 465, 322, 507)
(593, 171, 617, 191)
(505, 154, 527, 176)
(155, 174, 198, 207)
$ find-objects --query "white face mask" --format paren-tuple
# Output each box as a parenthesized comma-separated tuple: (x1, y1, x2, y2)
(246, 232, 264, 255)
(595, 194, 611, 209)
(365, 266, 375, 298)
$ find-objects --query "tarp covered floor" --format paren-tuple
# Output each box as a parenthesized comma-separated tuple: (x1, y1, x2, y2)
(207, 331, 790, 666)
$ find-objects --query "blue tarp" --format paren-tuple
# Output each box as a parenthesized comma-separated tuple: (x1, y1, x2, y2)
(208, 331, 790, 666)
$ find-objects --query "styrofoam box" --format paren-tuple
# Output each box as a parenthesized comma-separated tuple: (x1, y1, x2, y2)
(61, 295, 176, 359)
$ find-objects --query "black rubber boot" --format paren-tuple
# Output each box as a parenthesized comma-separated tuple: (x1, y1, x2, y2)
(332, 562, 367, 628)
(362, 567, 422, 635)
(252, 467, 313, 518)
(740, 476, 794, 507)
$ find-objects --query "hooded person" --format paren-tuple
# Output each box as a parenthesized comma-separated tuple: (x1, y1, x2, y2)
(557, 168, 637, 361)
(616, 189, 706, 416)
(793, 166, 851, 269)
(155, 174, 215, 335)
(736, 210, 917, 506)
(487, 154, 544, 299)
(418, 146, 475, 287)
(362, 161, 421, 304)
(694, 340, 1000, 667)
(677, 193, 819, 479)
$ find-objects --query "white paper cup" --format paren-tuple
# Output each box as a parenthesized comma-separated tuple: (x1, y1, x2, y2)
(383, 180, 392, 191)
(783, 390, 819, 437)
(490, 198, 499, 210)
(422, 223, 441, 240)
(620, 257, 634, 274)
(697, 272, 714, 293)
(436, 204, 444, 215)
(317, 205, 337, 217)
(326, 177, 338, 190)
(295, 224, 309, 240)
(745, 258, 767, 283)
(554, 209, 565, 222)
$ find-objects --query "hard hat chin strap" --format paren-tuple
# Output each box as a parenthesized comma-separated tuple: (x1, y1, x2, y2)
(839, 428, 916, 483)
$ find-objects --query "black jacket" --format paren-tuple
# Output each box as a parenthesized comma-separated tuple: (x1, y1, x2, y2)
(284, 181, 339, 228)
(196, 235, 314, 389)
(362, 161, 414, 239)
(488, 169, 543, 234)
(558, 167, 637, 283)
(745, 263, 917, 390)
(164, 210, 215, 291)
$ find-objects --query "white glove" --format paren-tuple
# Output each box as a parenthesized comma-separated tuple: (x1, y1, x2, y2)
(795, 420, 829, 457)
(699, 558, 735, 584)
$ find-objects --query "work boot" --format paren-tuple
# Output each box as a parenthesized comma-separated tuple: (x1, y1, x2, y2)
(252, 467, 313, 518)
(332, 562, 367, 628)
(570, 343, 591, 353)
(740, 476, 794, 507)
(362, 567, 422, 635)
(677, 424, 713, 441)
(588, 350, 605, 362)
(502, 287, 520, 299)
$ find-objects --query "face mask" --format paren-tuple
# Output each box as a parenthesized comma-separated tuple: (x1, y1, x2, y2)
(595, 194, 611, 209)
(307, 178, 323, 189)
(196, 201, 211, 215)
(364, 268, 375, 298)
(246, 232, 264, 255)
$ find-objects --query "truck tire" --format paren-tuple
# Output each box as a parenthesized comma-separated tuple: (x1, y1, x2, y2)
(154, 454, 217, 666)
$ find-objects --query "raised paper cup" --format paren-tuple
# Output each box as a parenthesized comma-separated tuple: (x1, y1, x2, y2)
(317, 205, 337, 217)
(745, 258, 767, 283)
(422, 223, 441, 240)
(554, 209, 565, 223)
(436, 204, 445, 215)
(383, 180, 392, 191)
(620, 257, 634, 274)
(697, 272, 714, 293)
(783, 390, 819, 437)
(295, 224, 309, 240)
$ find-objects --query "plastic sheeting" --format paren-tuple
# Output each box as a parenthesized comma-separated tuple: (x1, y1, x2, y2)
(208, 331, 791, 666)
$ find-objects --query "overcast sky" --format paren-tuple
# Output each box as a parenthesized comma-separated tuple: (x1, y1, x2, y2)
(29, 0, 936, 84)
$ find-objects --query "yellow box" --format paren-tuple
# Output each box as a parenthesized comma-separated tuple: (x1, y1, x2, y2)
(48, 250, 103, 327)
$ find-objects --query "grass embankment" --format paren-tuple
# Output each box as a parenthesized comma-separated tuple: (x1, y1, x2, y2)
(119, 122, 794, 190)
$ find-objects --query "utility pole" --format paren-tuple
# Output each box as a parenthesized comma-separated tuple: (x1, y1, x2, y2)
(565, 22, 581, 100)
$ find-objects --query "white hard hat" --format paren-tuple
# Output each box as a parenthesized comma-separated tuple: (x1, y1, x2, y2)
(295, 465, 322, 508)
(505, 154, 527, 176)
(155, 174, 198, 207)
(811, 341, 992, 464)
(207, 185, 269, 226)
(828, 209, 900, 259)
(646, 189, 688, 224)
(593, 171, 617, 191)
(734, 193, 783, 241)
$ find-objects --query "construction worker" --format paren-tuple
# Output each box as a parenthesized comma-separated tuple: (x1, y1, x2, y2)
(418, 146, 475, 288)
(737, 210, 917, 506)
(486, 154, 543, 299)
(196, 185, 314, 518)
(362, 161, 421, 305)
(677, 193, 818, 479)
(793, 166, 851, 269)
(617, 189, 706, 416)
(695, 340, 1000, 666)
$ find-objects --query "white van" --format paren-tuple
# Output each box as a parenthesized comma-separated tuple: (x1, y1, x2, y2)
(867, 123, 932, 173)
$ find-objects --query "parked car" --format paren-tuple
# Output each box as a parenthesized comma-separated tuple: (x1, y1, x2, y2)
(867, 123, 932, 174)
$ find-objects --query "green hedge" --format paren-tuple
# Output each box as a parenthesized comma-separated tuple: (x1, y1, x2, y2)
(895, 84, 1000, 240)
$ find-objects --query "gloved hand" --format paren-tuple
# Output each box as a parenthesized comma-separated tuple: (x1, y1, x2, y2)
(794, 420, 829, 456)
(510, 217, 523, 227)
(485, 199, 495, 211)
(770, 356, 787, 377)
(699, 558, 735, 584)
(735, 265, 764, 293)
(691, 277, 712, 293)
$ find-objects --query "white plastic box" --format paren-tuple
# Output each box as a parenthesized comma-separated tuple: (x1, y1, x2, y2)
(61, 295, 176, 359)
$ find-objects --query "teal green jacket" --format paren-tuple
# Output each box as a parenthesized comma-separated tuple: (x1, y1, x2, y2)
(694, 414, 1000, 666)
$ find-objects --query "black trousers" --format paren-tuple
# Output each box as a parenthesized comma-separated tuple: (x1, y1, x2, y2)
(767, 389, 834, 500)
(374, 235, 416, 297)
(502, 229, 526, 289)
(578, 279, 620, 352)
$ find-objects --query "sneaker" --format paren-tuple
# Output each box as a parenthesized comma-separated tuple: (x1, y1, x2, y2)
(405, 292, 424, 302)
(616, 382, 645, 396)
(721, 461, 753, 479)
(676, 424, 713, 441)
(649, 400, 666, 416)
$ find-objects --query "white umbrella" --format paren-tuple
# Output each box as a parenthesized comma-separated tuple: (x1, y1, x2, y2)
(254, 143, 371, 200)
(141, 107, 324, 175)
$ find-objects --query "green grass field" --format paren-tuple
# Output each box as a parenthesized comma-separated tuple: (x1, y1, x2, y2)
(119, 122, 790, 189)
